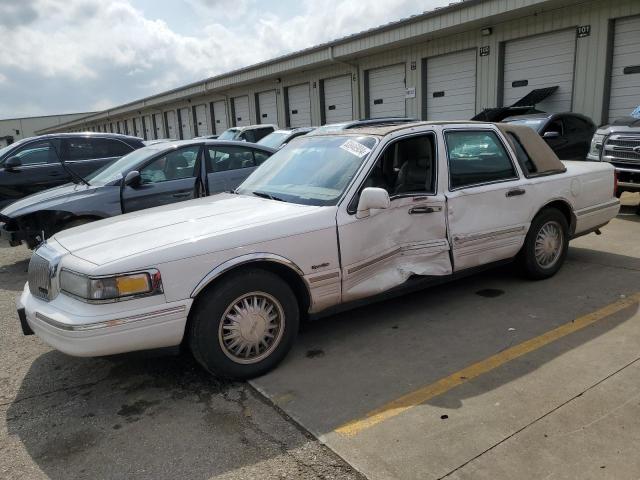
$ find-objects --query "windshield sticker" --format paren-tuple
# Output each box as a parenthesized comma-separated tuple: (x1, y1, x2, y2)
(340, 139, 371, 158)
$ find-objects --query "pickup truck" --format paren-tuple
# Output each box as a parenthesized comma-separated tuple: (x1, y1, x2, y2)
(587, 116, 640, 197)
(17, 121, 619, 379)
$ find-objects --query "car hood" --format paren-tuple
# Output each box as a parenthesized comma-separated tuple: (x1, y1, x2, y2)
(1, 183, 102, 218)
(53, 193, 328, 266)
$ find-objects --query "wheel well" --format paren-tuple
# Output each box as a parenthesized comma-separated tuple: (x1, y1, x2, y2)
(185, 261, 311, 343)
(537, 200, 575, 234)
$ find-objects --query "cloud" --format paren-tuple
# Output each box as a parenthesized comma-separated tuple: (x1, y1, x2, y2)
(0, 0, 450, 117)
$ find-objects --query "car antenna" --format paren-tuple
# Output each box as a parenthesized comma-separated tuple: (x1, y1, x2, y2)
(49, 139, 90, 186)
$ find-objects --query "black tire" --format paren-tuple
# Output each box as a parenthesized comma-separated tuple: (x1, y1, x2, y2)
(520, 208, 569, 280)
(188, 268, 299, 379)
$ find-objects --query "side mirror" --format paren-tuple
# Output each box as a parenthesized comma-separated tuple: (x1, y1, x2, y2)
(356, 187, 390, 219)
(4, 156, 21, 170)
(543, 131, 560, 139)
(123, 170, 141, 187)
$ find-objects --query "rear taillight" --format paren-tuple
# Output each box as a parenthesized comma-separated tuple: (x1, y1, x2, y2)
(613, 169, 618, 197)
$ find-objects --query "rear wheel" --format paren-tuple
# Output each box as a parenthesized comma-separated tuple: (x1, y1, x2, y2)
(189, 269, 299, 379)
(520, 208, 569, 279)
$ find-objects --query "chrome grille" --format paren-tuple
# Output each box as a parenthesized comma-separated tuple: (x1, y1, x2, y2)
(602, 134, 640, 166)
(28, 253, 52, 301)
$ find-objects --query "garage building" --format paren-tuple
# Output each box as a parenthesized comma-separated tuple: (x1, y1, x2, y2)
(39, 0, 640, 139)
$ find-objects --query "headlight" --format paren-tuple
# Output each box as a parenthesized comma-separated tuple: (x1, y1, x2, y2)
(60, 269, 163, 302)
(587, 133, 605, 160)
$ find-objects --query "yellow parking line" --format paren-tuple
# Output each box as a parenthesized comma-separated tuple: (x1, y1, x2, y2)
(335, 292, 640, 438)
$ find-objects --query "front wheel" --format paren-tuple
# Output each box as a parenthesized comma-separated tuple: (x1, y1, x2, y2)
(520, 208, 569, 280)
(188, 269, 299, 379)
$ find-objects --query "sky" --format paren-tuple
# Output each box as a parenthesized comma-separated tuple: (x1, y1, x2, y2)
(0, 0, 452, 118)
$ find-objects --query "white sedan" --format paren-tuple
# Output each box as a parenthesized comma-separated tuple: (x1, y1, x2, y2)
(18, 121, 619, 379)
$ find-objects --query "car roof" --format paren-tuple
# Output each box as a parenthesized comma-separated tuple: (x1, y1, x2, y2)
(313, 120, 491, 137)
(24, 132, 144, 142)
(230, 124, 278, 132)
(150, 139, 276, 152)
(503, 113, 552, 121)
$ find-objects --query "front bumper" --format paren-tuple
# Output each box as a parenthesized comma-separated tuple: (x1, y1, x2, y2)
(614, 166, 640, 193)
(18, 284, 192, 357)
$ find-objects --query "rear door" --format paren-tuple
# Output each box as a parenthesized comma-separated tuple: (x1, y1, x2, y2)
(443, 128, 530, 271)
(122, 145, 203, 213)
(204, 145, 260, 194)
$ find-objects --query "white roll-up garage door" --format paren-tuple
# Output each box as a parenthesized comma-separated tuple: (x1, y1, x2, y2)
(194, 104, 209, 136)
(503, 30, 576, 113)
(257, 90, 278, 125)
(287, 84, 312, 127)
(133, 118, 141, 137)
(143, 115, 152, 140)
(232, 96, 250, 127)
(425, 49, 477, 120)
(368, 64, 406, 118)
(322, 75, 353, 124)
(212, 101, 228, 134)
(165, 111, 178, 139)
(179, 107, 193, 139)
(608, 16, 640, 121)
(125, 119, 133, 136)
(153, 113, 164, 139)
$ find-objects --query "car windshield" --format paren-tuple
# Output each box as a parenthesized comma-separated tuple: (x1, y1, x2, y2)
(503, 118, 546, 131)
(257, 131, 290, 148)
(218, 129, 240, 140)
(236, 135, 377, 206)
(86, 144, 170, 186)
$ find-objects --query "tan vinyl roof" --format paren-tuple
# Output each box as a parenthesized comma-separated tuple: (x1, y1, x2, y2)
(496, 123, 566, 174)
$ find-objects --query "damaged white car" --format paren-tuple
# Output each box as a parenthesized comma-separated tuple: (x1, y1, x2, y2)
(18, 122, 620, 379)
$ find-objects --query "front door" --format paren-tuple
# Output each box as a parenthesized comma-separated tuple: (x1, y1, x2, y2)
(336, 132, 451, 303)
(443, 128, 530, 271)
(122, 145, 203, 213)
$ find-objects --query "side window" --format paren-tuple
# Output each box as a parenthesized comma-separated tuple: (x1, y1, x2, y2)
(65, 139, 95, 161)
(563, 116, 592, 135)
(92, 138, 133, 158)
(359, 134, 436, 197)
(253, 149, 271, 165)
(207, 146, 256, 173)
(241, 130, 256, 143)
(140, 146, 199, 184)
(12, 141, 54, 165)
(446, 130, 516, 189)
(506, 132, 537, 177)
(254, 128, 272, 141)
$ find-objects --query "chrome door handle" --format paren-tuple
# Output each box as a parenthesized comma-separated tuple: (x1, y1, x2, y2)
(409, 206, 442, 214)
(506, 188, 526, 197)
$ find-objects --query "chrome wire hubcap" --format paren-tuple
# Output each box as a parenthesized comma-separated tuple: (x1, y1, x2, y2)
(218, 292, 284, 364)
(534, 220, 563, 268)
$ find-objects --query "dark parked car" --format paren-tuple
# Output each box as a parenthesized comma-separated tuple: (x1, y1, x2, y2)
(0, 140, 274, 248)
(257, 127, 315, 149)
(502, 113, 597, 160)
(0, 132, 144, 209)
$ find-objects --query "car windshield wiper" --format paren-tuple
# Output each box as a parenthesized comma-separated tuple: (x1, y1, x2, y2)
(50, 142, 90, 186)
(252, 191, 285, 202)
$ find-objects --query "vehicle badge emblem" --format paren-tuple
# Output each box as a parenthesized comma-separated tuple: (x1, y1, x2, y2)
(633, 146, 640, 154)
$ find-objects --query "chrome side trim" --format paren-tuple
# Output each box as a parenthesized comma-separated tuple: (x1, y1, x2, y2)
(575, 199, 620, 217)
(191, 253, 308, 298)
(308, 272, 340, 283)
(453, 225, 526, 246)
(35, 305, 186, 332)
(347, 248, 401, 275)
